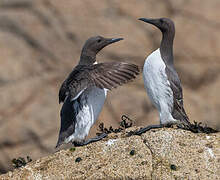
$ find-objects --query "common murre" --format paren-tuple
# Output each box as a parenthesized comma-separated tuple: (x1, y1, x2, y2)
(56, 36, 139, 147)
(133, 18, 190, 135)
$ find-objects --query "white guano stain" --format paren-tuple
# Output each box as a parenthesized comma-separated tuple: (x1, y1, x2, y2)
(206, 147, 215, 158)
(106, 139, 117, 146)
(206, 136, 211, 140)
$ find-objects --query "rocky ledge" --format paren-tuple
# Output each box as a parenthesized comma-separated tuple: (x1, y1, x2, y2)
(1, 127, 219, 179)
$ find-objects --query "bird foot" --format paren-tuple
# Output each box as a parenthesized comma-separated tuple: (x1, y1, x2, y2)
(73, 133, 108, 147)
(127, 124, 164, 136)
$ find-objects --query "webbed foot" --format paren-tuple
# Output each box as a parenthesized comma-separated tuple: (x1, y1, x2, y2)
(73, 133, 108, 146)
(127, 124, 164, 136)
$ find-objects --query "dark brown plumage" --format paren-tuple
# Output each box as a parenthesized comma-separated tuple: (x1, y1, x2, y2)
(59, 62, 139, 104)
(56, 36, 139, 148)
(59, 36, 140, 104)
(165, 66, 189, 125)
(139, 17, 190, 125)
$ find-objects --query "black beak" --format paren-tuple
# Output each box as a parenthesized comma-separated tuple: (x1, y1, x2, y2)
(96, 37, 123, 52)
(138, 18, 157, 25)
(109, 38, 123, 44)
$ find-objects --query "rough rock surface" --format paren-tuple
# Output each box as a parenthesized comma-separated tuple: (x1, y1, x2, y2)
(1, 128, 219, 179)
(1, 0, 220, 173)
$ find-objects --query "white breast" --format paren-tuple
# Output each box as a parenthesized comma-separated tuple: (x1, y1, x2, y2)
(143, 48, 176, 124)
(65, 87, 107, 143)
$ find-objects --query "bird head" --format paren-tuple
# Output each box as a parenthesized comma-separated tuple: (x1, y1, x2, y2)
(138, 17, 175, 33)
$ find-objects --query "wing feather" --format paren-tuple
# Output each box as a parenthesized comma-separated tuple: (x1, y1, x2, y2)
(56, 96, 77, 148)
(165, 66, 190, 125)
(58, 62, 140, 103)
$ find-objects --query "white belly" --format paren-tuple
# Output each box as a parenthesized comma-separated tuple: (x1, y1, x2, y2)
(65, 87, 107, 143)
(143, 48, 176, 124)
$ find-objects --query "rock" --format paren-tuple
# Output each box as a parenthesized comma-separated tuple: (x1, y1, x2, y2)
(1, 128, 219, 179)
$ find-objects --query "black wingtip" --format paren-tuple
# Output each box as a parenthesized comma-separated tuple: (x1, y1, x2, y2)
(55, 142, 61, 149)
(55, 137, 64, 149)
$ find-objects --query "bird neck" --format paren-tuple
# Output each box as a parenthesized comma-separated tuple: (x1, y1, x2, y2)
(160, 31, 174, 66)
(79, 50, 96, 65)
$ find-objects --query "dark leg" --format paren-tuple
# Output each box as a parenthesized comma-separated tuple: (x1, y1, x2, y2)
(127, 124, 165, 136)
(73, 133, 108, 147)
(134, 124, 164, 135)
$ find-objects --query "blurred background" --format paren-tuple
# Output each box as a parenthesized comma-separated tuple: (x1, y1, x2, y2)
(0, 0, 220, 173)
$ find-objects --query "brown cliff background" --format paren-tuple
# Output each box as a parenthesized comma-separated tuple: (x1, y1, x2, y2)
(0, 0, 220, 173)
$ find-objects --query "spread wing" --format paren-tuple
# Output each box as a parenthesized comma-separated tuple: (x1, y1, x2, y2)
(59, 62, 139, 103)
(165, 66, 190, 125)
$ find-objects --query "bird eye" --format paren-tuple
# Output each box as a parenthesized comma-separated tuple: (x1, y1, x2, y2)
(97, 39, 101, 43)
